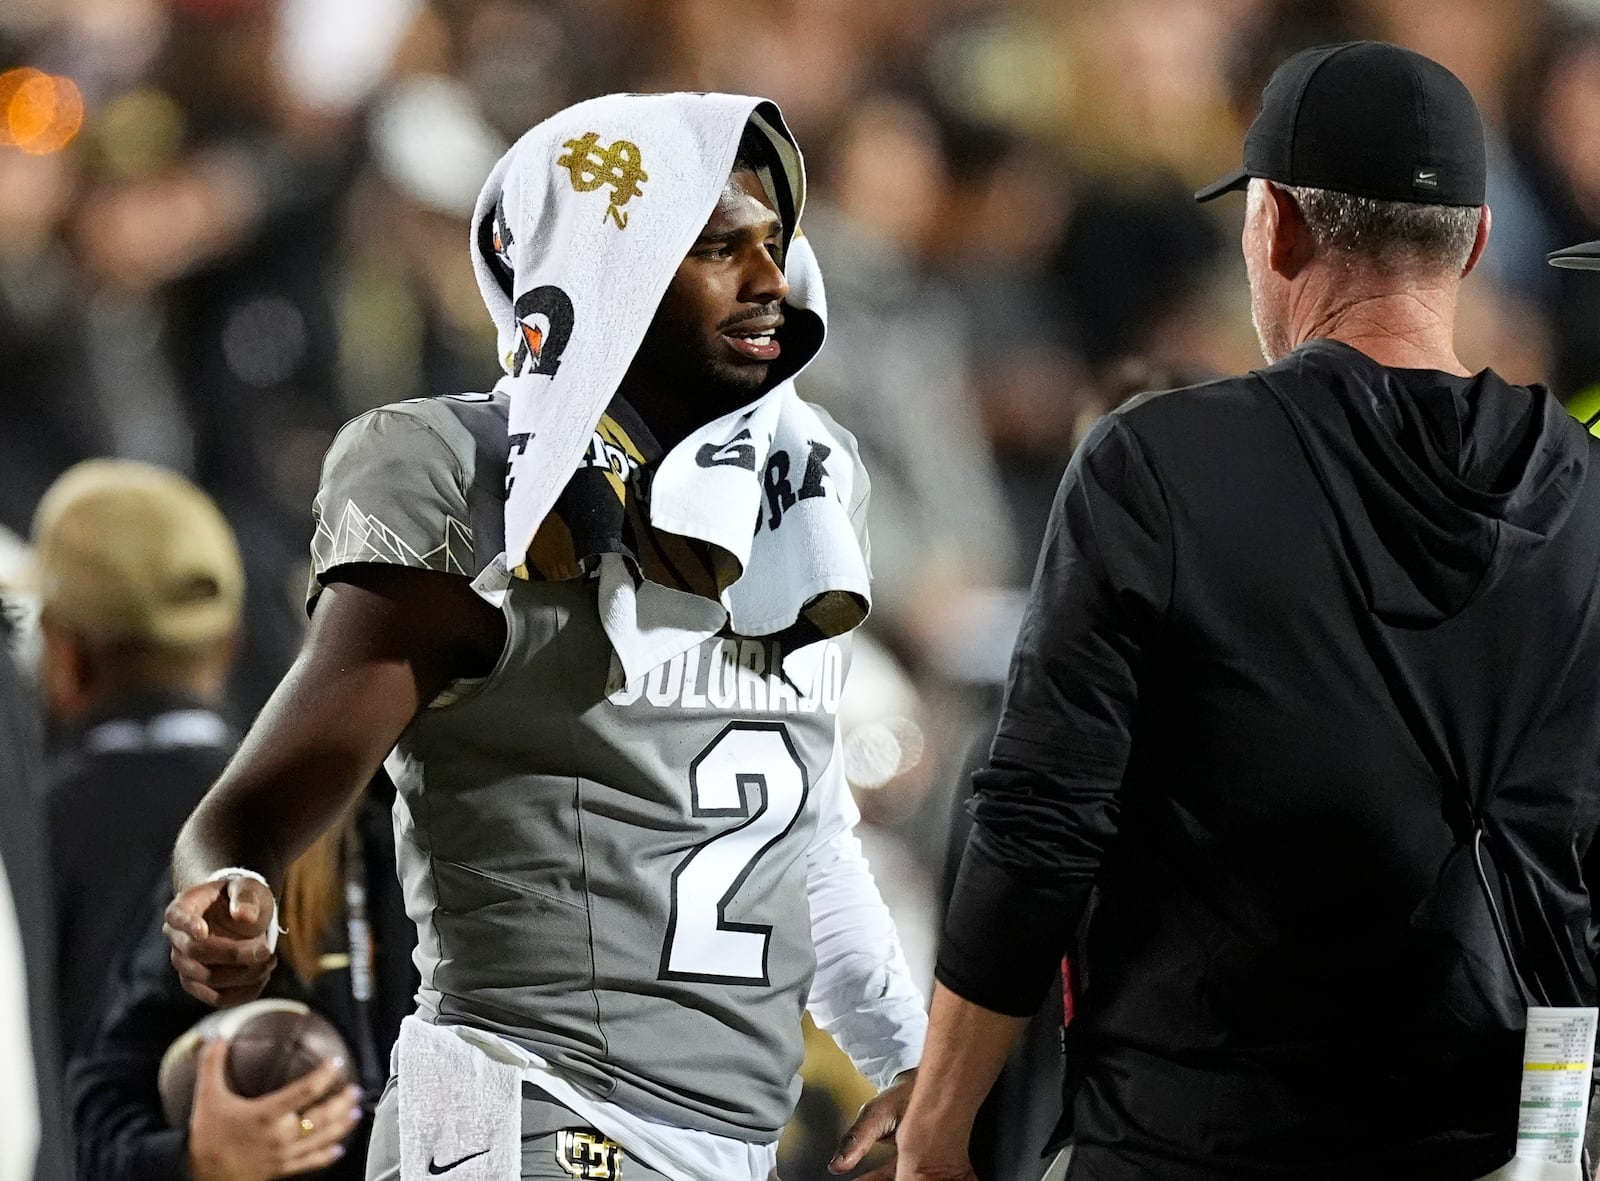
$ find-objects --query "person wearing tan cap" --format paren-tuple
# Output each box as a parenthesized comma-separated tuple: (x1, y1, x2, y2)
(32, 459, 244, 723)
(31, 459, 244, 1061)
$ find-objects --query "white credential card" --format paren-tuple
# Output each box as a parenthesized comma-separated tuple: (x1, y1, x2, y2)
(1488, 1006, 1599, 1181)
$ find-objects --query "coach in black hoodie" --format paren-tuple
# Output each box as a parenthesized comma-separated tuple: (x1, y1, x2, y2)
(896, 42, 1600, 1181)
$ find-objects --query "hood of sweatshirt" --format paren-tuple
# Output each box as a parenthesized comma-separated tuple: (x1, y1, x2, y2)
(1255, 338, 1589, 625)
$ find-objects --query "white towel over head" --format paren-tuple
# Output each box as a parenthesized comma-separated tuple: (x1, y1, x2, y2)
(469, 92, 869, 682)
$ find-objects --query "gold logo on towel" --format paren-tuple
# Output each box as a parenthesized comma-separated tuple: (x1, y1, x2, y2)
(556, 132, 648, 230)
(556, 1130, 623, 1179)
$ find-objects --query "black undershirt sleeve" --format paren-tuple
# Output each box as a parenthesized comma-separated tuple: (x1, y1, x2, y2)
(936, 413, 1173, 1017)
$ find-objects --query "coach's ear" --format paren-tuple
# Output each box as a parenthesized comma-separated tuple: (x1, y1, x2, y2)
(1263, 182, 1315, 280)
(1462, 204, 1491, 278)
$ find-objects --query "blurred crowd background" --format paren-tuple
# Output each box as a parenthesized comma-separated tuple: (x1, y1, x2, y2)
(4, 0, 1600, 1177)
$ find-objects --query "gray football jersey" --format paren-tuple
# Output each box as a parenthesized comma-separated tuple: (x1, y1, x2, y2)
(309, 393, 865, 1141)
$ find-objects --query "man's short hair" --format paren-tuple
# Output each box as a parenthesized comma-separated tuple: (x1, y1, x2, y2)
(731, 124, 774, 177)
(729, 122, 794, 258)
(1281, 184, 1479, 274)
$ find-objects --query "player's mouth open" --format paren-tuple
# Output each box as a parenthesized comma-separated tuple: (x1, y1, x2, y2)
(722, 320, 782, 361)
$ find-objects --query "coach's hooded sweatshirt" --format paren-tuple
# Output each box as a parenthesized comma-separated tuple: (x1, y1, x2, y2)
(940, 338, 1600, 1181)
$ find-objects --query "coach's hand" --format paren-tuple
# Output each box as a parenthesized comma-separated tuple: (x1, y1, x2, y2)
(187, 1037, 361, 1181)
(830, 1069, 917, 1180)
(889, 1126, 978, 1181)
(889, 1074, 979, 1181)
(164, 876, 277, 1006)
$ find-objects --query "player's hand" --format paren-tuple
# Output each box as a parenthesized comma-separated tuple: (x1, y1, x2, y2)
(830, 1069, 916, 1180)
(164, 877, 277, 1007)
(187, 1037, 361, 1181)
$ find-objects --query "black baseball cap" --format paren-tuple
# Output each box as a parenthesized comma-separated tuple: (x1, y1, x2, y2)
(1196, 41, 1486, 207)
(1549, 241, 1600, 271)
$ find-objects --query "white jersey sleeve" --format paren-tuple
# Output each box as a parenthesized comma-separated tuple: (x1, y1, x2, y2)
(803, 729, 927, 1089)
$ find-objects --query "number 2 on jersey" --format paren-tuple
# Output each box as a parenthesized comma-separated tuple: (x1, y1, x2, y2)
(659, 723, 808, 985)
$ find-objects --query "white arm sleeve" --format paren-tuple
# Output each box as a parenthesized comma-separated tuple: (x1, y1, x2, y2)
(805, 729, 927, 1090)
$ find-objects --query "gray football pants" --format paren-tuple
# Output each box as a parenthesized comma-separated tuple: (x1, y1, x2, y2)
(366, 1077, 672, 1181)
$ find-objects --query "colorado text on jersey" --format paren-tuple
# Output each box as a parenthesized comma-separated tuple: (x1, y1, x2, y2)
(606, 637, 845, 715)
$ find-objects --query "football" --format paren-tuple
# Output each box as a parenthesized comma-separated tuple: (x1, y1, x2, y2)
(157, 999, 353, 1128)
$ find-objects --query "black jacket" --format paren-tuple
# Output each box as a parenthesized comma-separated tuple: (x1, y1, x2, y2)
(66, 791, 417, 1181)
(45, 692, 235, 1060)
(940, 340, 1600, 1180)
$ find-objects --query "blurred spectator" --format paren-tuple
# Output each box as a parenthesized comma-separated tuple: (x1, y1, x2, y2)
(68, 781, 416, 1181)
(933, 123, 1089, 562)
(0, 609, 71, 1181)
(32, 460, 243, 1060)
(142, 1, 361, 711)
(0, 848, 41, 1181)
(801, 93, 1017, 657)
(1518, 17, 1600, 403)
(279, 0, 422, 117)
(634, 0, 906, 150)
(0, 51, 108, 539)
(11, 0, 365, 712)
(335, 73, 504, 414)
(392, 0, 591, 140)
(1350, 0, 1565, 337)
(1455, 275, 1557, 386)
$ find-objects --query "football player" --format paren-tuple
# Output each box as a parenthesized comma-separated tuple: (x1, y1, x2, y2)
(164, 94, 924, 1181)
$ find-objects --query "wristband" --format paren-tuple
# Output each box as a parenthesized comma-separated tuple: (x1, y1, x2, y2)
(203, 868, 284, 954)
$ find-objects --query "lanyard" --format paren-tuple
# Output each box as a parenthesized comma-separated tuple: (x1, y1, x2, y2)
(341, 825, 385, 1095)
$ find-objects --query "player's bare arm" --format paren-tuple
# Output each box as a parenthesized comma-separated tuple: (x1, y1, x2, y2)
(165, 565, 502, 1006)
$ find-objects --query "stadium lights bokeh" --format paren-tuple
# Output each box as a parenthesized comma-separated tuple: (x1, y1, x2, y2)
(0, 68, 84, 156)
